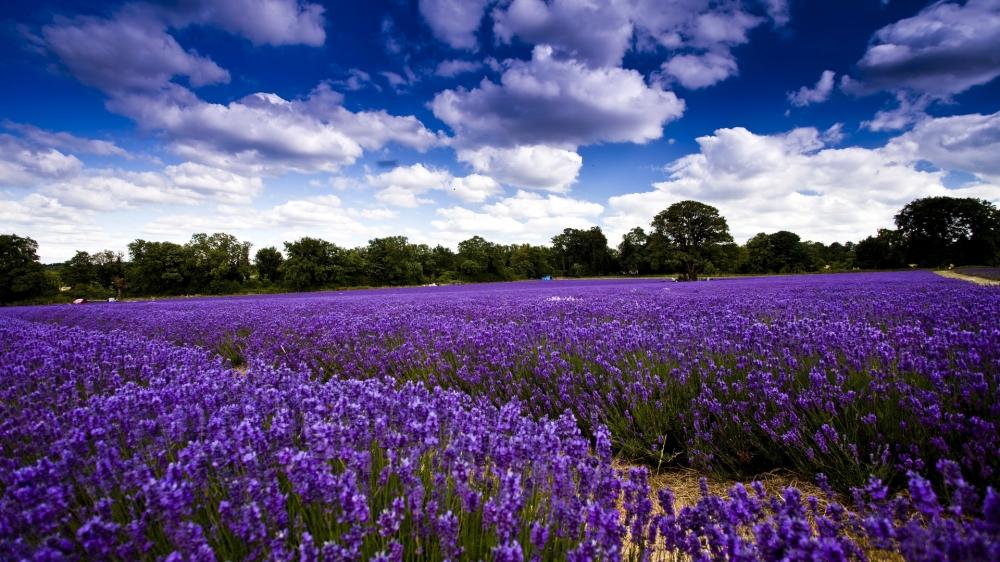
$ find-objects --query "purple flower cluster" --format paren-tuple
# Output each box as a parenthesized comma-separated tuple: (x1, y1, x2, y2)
(0, 319, 624, 560)
(2, 270, 999, 559)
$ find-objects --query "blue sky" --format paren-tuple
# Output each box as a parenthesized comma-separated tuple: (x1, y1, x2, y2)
(1, 0, 998, 262)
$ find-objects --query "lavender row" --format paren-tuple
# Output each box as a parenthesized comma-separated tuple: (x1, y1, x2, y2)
(0, 318, 629, 560)
(2, 317, 998, 560)
(9, 272, 998, 493)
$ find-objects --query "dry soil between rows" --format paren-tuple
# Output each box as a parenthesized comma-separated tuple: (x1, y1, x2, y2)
(935, 270, 1000, 286)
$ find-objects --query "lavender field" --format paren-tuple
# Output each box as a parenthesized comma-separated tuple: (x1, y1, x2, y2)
(2, 271, 999, 561)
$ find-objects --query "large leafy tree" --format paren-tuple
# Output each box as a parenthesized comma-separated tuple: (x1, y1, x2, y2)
(0, 234, 52, 303)
(550, 227, 613, 277)
(127, 240, 192, 295)
(91, 250, 126, 293)
(740, 231, 814, 274)
(420, 245, 457, 281)
(254, 246, 284, 283)
(508, 244, 554, 279)
(457, 236, 510, 281)
(650, 201, 733, 280)
(366, 236, 424, 286)
(895, 197, 1000, 267)
(618, 227, 650, 275)
(280, 237, 338, 290)
(855, 229, 906, 270)
(187, 233, 253, 293)
(63, 250, 97, 287)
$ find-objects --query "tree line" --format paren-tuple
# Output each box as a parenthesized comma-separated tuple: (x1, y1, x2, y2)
(2, 195, 998, 304)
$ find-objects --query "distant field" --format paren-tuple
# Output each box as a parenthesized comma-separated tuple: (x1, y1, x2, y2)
(955, 266, 1000, 281)
(2, 271, 997, 560)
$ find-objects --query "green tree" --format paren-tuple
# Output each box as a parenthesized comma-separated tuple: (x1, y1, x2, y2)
(64, 251, 97, 287)
(508, 244, 554, 279)
(91, 250, 126, 292)
(0, 234, 53, 303)
(805, 241, 854, 271)
(894, 196, 1000, 267)
(618, 227, 650, 275)
(551, 227, 613, 277)
(127, 240, 192, 295)
(281, 237, 338, 290)
(650, 201, 733, 280)
(457, 236, 510, 281)
(187, 233, 253, 293)
(421, 245, 458, 282)
(855, 229, 906, 270)
(366, 236, 423, 286)
(740, 231, 814, 274)
(335, 247, 369, 287)
(254, 246, 284, 283)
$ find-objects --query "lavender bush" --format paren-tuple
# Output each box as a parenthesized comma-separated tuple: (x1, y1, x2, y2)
(2, 271, 998, 559)
(0, 319, 629, 560)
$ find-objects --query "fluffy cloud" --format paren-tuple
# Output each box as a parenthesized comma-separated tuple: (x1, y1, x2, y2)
(0, 193, 83, 227)
(448, 174, 503, 203)
(491, 0, 778, 71)
(431, 190, 603, 244)
(142, 195, 389, 251)
(271, 194, 355, 225)
(111, 83, 439, 174)
(373, 186, 432, 208)
(1, 120, 265, 210)
(352, 207, 399, 220)
(762, 0, 790, 26)
(457, 144, 582, 192)
(164, 0, 326, 47)
(483, 189, 603, 220)
(604, 125, 999, 244)
(0, 135, 82, 187)
(40, 168, 215, 211)
(145, 202, 369, 247)
(336, 68, 377, 92)
(41, 0, 326, 96)
(2, 122, 130, 158)
(367, 163, 500, 207)
(38, 4, 422, 176)
(432, 45, 684, 148)
(788, 70, 835, 107)
(368, 163, 450, 207)
(492, 0, 634, 67)
(435, 59, 484, 77)
(848, 0, 1000, 96)
(660, 51, 739, 89)
(861, 92, 932, 132)
(887, 110, 1000, 182)
(42, 11, 230, 95)
(0, 133, 262, 211)
(0, 193, 115, 262)
(164, 162, 264, 203)
(418, 0, 490, 49)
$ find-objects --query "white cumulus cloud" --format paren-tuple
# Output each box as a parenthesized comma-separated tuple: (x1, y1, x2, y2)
(847, 0, 1000, 97)
(0, 135, 82, 187)
(457, 144, 582, 192)
(432, 45, 684, 148)
(110, 83, 439, 175)
(660, 51, 739, 90)
(418, 0, 491, 49)
(788, 70, 836, 107)
(887, 110, 1000, 183)
(432, 190, 604, 245)
(42, 10, 230, 95)
(367, 163, 502, 207)
(603, 124, 1000, 245)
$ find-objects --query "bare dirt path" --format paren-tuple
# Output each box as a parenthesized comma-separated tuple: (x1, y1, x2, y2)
(935, 270, 1000, 286)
